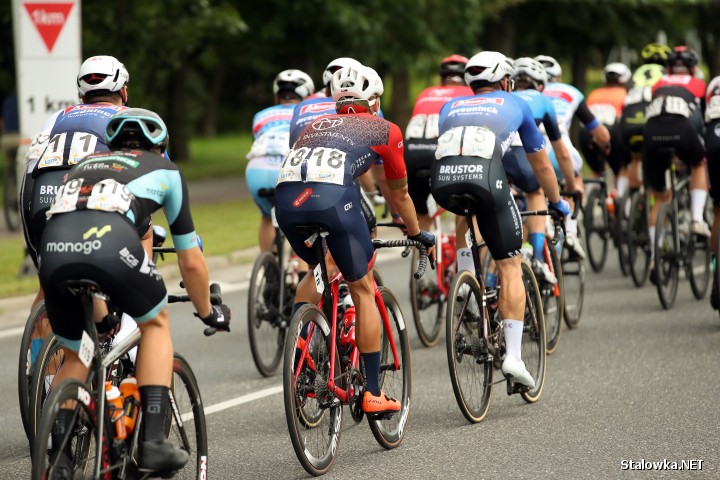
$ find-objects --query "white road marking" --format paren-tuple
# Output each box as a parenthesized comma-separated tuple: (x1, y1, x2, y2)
(0, 326, 24, 339)
(181, 385, 282, 422)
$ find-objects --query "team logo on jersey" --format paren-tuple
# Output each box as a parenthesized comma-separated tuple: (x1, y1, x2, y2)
(301, 102, 334, 114)
(451, 97, 504, 108)
(312, 117, 343, 131)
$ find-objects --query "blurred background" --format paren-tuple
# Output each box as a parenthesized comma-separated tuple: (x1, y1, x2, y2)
(1, 0, 719, 162)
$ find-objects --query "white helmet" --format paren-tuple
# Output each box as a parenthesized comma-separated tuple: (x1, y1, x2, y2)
(273, 69, 315, 99)
(512, 57, 547, 85)
(322, 57, 363, 87)
(331, 65, 384, 102)
(77, 55, 129, 96)
(535, 55, 562, 79)
(464, 51, 515, 86)
(603, 62, 632, 84)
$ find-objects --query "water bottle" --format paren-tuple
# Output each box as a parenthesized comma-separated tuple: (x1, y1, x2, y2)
(105, 382, 127, 440)
(485, 271, 498, 289)
(119, 377, 140, 434)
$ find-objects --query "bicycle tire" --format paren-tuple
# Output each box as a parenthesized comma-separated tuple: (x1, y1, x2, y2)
(445, 270, 492, 424)
(4, 164, 20, 231)
(368, 287, 412, 449)
(409, 248, 443, 347)
(542, 241, 564, 355)
(520, 258, 547, 403)
(18, 300, 50, 440)
(716, 230, 720, 320)
(247, 252, 285, 377)
(28, 333, 63, 448)
(655, 203, 679, 310)
(615, 194, 631, 277)
(31, 378, 108, 480)
(627, 191, 651, 287)
(166, 353, 210, 480)
(561, 238, 586, 329)
(372, 267, 385, 288)
(584, 187, 609, 272)
(283, 304, 340, 477)
(687, 198, 712, 300)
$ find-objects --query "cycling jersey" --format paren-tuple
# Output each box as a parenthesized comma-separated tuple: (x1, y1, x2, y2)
(38, 149, 199, 350)
(247, 104, 296, 159)
(290, 98, 386, 147)
(586, 86, 627, 126)
(579, 86, 627, 175)
(704, 76, 720, 205)
(431, 91, 543, 259)
(275, 113, 406, 281)
(543, 82, 599, 131)
(21, 103, 129, 267)
(405, 85, 472, 214)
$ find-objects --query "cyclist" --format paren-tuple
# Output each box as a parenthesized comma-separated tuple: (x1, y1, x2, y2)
(618, 44, 670, 199)
(536, 54, 611, 259)
(275, 65, 435, 414)
(246, 69, 314, 252)
(644, 45, 708, 273)
(38, 108, 231, 473)
(704, 75, 720, 308)
(579, 62, 631, 184)
(508, 57, 579, 284)
(405, 54, 472, 236)
(431, 51, 570, 388)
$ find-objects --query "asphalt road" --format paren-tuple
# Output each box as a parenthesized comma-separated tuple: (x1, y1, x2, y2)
(0, 248, 719, 479)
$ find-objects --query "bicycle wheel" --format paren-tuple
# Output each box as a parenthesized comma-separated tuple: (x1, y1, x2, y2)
(28, 333, 64, 447)
(584, 187, 609, 272)
(4, 164, 20, 231)
(247, 251, 285, 377)
(18, 300, 50, 440)
(283, 304, 340, 477)
(542, 242, 564, 355)
(31, 378, 108, 480)
(627, 191, 651, 287)
(687, 199, 712, 299)
(372, 267, 385, 287)
(655, 203, 679, 310)
(445, 271, 492, 424)
(368, 287, 412, 449)
(520, 258, 547, 403)
(166, 353, 209, 480)
(561, 240, 586, 329)
(615, 193, 631, 277)
(409, 248, 443, 347)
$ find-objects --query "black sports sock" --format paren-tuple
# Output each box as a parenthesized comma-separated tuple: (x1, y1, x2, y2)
(139, 385, 170, 442)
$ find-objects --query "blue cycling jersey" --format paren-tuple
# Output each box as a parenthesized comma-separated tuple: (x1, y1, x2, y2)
(512, 89, 562, 141)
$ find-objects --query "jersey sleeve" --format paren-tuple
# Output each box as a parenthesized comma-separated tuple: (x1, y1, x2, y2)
(162, 167, 199, 250)
(542, 98, 562, 141)
(575, 101, 599, 130)
(517, 97, 546, 153)
(371, 122, 407, 189)
(288, 104, 302, 147)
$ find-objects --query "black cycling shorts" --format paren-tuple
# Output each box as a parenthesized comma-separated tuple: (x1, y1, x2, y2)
(619, 102, 647, 161)
(21, 167, 67, 268)
(275, 183, 374, 282)
(501, 146, 540, 194)
(642, 115, 704, 192)
(38, 210, 167, 351)
(705, 120, 720, 206)
(405, 139, 437, 215)
(578, 124, 625, 175)
(430, 154, 522, 260)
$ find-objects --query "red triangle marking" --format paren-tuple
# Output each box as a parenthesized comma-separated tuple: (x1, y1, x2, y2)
(23, 2, 75, 53)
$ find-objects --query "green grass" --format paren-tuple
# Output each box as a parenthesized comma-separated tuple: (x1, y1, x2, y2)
(178, 133, 253, 181)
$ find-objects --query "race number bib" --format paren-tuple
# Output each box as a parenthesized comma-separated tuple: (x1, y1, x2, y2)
(247, 129, 291, 159)
(436, 126, 496, 160)
(38, 132, 99, 169)
(405, 114, 440, 139)
(706, 96, 720, 122)
(589, 104, 617, 126)
(277, 147, 347, 185)
(86, 179, 133, 213)
(47, 177, 84, 216)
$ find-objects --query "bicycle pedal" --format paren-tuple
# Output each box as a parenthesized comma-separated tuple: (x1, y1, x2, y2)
(367, 411, 395, 421)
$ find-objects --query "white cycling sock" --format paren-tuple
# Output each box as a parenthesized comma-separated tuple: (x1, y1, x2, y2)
(456, 247, 474, 273)
(616, 176, 629, 198)
(565, 216, 578, 236)
(503, 319, 523, 360)
(649, 226, 656, 261)
(691, 189, 707, 223)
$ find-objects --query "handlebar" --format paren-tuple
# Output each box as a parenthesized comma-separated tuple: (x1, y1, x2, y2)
(559, 190, 581, 219)
(167, 282, 224, 336)
(373, 239, 430, 279)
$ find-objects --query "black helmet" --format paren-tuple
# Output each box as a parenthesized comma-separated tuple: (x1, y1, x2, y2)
(668, 45, 699, 71)
(439, 54, 469, 77)
(106, 108, 169, 153)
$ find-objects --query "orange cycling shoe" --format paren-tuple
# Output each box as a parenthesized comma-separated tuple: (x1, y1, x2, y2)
(362, 391, 401, 414)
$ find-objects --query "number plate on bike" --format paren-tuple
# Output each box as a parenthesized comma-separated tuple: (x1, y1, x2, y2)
(78, 330, 94, 368)
(313, 264, 324, 293)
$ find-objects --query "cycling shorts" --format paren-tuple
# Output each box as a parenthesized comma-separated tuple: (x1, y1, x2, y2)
(642, 115, 704, 192)
(246, 155, 283, 217)
(21, 167, 66, 268)
(405, 139, 437, 215)
(430, 155, 522, 260)
(275, 183, 374, 282)
(618, 102, 647, 159)
(705, 120, 720, 206)
(38, 211, 167, 351)
(578, 124, 625, 175)
(501, 146, 540, 193)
